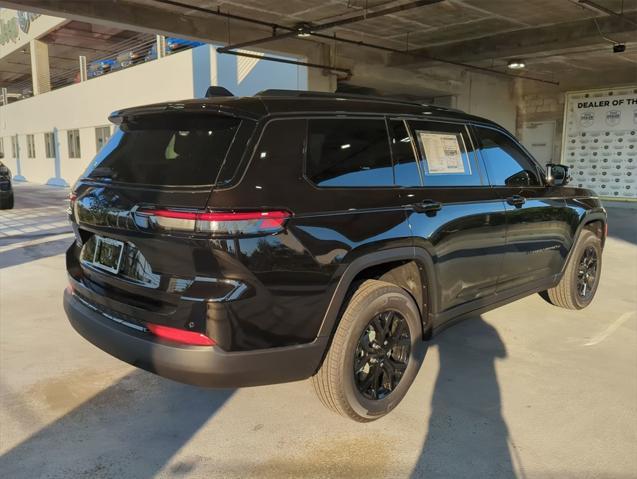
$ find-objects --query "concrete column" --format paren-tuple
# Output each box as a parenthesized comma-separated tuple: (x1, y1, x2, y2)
(79, 55, 87, 82)
(30, 39, 51, 95)
(156, 35, 166, 59)
(13, 134, 26, 181)
(307, 44, 337, 92)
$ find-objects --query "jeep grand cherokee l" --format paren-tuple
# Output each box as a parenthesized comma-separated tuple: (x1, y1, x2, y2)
(64, 90, 606, 421)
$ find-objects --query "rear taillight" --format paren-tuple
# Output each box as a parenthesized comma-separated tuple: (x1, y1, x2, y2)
(67, 192, 77, 215)
(135, 208, 291, 235)
(146, 323, 216, 346)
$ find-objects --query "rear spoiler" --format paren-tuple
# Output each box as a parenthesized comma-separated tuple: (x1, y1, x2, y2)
(109, 102, 259, 125)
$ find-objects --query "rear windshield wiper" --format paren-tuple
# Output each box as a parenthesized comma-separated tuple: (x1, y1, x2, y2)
(89, 167, 117, 180)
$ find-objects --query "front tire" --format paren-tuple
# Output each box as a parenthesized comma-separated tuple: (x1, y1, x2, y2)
(541, 230, 602, 309)
(312, 280, 426, 422)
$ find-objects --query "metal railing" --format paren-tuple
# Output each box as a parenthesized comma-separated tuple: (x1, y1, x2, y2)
(2, 33, 203, 105)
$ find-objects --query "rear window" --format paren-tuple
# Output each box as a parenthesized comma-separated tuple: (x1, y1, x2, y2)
(83, 115, 242, 186)
(306, 118, 394, 187)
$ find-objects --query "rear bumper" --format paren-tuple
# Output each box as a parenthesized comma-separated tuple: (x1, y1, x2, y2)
(64, 288, 327, 388)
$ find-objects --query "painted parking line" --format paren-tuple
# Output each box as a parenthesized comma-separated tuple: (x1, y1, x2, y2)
(0, 233, 75, 254)
(584, 311, 636, 346)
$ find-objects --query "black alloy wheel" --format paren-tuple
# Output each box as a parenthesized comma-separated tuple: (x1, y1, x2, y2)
(577, 246, 598, 300)
(354, 310, 411, 400)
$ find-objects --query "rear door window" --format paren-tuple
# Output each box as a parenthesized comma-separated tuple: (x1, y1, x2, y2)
(306, 118, 394, 187)
(408, 120, 483, 186)
(83, 115, 243, 186)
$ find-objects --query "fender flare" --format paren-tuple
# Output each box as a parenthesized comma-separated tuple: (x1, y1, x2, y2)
(560, 209, 607, 277)
(316, 246, 437, 340)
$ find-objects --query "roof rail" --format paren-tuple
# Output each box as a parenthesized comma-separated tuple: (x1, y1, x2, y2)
(254, 89, 464, 113)
(255, 89, 421, 107)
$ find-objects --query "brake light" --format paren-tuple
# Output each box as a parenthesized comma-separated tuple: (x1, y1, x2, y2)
(146, 323, 216, 346)
(67, 192, 77, 215)
(136, 208, 291, 235)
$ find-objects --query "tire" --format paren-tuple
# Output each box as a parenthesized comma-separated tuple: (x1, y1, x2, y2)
(312, 279, 427, 422)
(541, 230, 602, 310)
(0, 192, 13, 210)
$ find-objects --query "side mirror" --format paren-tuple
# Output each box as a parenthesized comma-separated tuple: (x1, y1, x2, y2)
(546, 163, 570, 186)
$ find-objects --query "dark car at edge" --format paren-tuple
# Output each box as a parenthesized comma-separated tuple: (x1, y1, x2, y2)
(0, 160, 14, 210)
(64, 90, 606, 421)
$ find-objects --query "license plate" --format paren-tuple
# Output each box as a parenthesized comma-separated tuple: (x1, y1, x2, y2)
(92, 236, 124, 274)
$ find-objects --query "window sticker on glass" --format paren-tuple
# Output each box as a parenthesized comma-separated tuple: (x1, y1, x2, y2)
(417, 132, 468, 174)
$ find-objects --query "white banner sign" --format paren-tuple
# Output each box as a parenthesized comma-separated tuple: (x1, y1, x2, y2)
(562, 87, 637, 199)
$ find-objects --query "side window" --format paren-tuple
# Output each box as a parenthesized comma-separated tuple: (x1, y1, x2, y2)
(389, 119, 421, 187)
(409, 120, 482, 186)
(307, 118, 393, 187)
(476, 126, 542, 187)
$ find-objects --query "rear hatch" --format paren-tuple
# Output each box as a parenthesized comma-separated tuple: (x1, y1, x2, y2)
(67, 109, 257, 346)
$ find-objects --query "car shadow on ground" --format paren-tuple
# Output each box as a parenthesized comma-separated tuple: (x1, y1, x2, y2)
(0, 237, 73, 269)
(411, 316, 517, 478)
(0, 370, 234, 478)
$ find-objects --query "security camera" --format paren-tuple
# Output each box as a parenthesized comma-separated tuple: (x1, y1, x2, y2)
(613, 43, 626, 53)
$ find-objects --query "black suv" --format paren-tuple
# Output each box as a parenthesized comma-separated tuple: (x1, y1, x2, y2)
(64, 90, 606, 421)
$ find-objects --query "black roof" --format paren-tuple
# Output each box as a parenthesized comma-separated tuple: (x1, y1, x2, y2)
(110, 89, 496, 127)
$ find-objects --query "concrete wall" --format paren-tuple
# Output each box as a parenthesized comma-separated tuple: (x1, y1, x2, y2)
(0, 45, 309, 185)
(456, 71, 516, 132)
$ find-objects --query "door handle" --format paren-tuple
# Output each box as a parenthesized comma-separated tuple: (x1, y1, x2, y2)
(412, 200, 442, 213)
(506, 195, 526, 207)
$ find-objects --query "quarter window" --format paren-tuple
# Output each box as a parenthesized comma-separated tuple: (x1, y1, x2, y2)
(67, 129, 81, 158)
(307, 118, 393, 187)
(409, 121, 483, 186)
(26, 134, 35, 158)
(475, 126, 541, 187)
(45, 132, 56, 158)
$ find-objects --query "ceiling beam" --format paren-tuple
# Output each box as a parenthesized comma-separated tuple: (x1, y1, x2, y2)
(389, 11, 637, 68)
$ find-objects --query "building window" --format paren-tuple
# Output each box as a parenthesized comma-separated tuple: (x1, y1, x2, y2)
(11, 136, 18, 158)
(0, 138, 4, 158)
(27, 134, 36, 158)
(95, 126, 111, 151)
(45, 132, 56, 158)
(67, 129, 81, 158)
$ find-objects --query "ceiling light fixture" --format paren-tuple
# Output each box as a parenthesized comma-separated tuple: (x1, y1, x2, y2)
(507, 59, 526, 70)
(295, 22, 313, 37)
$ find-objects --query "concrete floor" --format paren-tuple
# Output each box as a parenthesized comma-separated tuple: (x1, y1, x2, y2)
(1, 183, 636, 479)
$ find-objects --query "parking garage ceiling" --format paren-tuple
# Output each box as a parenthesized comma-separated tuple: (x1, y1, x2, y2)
(1, 0, 636, 88)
